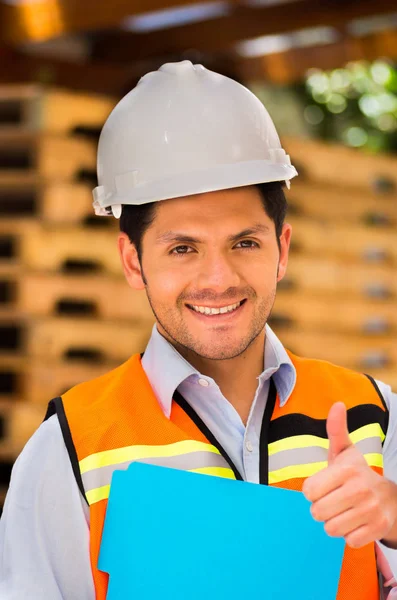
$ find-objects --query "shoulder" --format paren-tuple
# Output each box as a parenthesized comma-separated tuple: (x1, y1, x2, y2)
(374, 379, 396, 412)
(8, 414, 80, 509)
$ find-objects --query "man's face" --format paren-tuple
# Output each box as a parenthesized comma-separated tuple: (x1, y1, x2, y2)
(120, 187, 291, 361)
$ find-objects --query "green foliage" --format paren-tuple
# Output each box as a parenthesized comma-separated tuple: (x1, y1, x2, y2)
(299, 60, 397, 154)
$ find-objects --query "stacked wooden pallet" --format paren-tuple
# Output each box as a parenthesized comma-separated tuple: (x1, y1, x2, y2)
(273, 137, 397, 390)
(0, 85, 155, 512)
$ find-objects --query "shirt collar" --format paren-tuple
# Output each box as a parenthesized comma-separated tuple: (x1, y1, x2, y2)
(141, 324, 296, 419)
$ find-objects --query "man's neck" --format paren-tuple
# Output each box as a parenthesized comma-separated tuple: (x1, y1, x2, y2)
(171, 330, 266, 425)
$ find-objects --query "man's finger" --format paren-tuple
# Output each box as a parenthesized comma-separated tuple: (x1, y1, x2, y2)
(327, 402, 352, 463)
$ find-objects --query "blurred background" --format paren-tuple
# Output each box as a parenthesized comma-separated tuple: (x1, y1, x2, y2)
(0, 0, 396, 512)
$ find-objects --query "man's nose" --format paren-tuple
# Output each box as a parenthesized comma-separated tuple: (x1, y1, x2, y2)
(196, 253, 241, 293)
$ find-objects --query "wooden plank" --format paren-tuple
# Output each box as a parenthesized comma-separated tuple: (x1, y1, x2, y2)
(26, 316, 152, 363)
(282, 256, 397, 298)
(92, 0, 397, 61)
(278, 328, 397, 371)
(16, 223, 122, 275)
(288, 217, 397, 262)
(0, 355, 26, 400)
(283, 136, 397, 192)
(0, 85, 115, 133)
(0, 178, 99, 223)
(0, 400, 44, 456)
(17, 272, 154, 322)
(286, 181, 397, 225)
(272, 292, 397, 334)
(0, 131, 97, 182)
(0, 352, 117, 405)
(25, 358, 120, 405)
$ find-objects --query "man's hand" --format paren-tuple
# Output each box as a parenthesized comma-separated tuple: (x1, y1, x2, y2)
(302, 402, 397, 549)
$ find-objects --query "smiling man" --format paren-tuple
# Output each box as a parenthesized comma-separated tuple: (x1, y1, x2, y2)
(1, 61, 397, 600)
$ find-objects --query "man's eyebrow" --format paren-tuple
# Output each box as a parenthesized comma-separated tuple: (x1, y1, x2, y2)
(155, 232, 201, 245)
(156, 224, 271, 245)
(227, 224, 271, 242)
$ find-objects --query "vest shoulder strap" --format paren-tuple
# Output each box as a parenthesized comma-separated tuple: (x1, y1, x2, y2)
(44, 397, 88, 505)
(365, 374, 389, 411)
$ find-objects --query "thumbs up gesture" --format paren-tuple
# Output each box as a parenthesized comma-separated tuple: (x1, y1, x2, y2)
(302, 402, 397, 549)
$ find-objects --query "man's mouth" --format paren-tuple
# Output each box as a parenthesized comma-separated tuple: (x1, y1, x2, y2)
(186, 299, 246, 316)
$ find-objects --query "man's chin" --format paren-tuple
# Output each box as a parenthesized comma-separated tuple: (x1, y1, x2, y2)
(186, 341, 251, 361)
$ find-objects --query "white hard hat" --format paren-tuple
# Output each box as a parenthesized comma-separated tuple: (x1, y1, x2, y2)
(93, 60, 298, 218)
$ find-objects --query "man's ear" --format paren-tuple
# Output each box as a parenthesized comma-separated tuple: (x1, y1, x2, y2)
(277, 223, 292, 282)
(118, 233, 146, 290)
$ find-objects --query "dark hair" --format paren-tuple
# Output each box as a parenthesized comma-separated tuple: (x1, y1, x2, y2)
(119, 181, 287, 260)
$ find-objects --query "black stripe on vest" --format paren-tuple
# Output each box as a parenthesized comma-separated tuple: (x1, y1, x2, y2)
(268, 403, 388, 444)
(44, 397, 88, 505)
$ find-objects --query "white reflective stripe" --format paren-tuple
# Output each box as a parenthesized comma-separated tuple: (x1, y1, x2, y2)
(82, 451, 233, 491)
(269, 436, 383, 472)
(85, 465, 236, 505)
(268, 423, 386, 456)
(269, 452, 383, 485)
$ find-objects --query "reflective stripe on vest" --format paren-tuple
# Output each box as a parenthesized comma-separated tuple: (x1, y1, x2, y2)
(80, 440, 237, 505)
(269, 422, 385, 484)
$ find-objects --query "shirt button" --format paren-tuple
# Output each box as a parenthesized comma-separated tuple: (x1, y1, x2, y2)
(245, 440, 253, 452)
(198, 378, 209, 387)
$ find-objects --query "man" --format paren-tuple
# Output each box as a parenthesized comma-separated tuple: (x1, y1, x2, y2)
(1, 60, 397, 599)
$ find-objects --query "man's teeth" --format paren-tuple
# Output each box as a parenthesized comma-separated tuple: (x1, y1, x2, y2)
(191, 301, 242, 315)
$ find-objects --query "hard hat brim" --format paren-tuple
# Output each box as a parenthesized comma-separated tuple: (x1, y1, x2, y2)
(93, 160, 298, 212)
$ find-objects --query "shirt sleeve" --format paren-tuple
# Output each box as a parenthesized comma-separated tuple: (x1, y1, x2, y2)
(375, 380, 397, 582)
(0, 415, 95, 600)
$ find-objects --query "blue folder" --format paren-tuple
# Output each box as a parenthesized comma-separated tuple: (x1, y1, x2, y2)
(99, 462, 345, 599)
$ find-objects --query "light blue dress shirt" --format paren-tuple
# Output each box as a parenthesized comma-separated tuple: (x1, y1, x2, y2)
(0, 324, 396, 599)
(142, 324, 296, 483)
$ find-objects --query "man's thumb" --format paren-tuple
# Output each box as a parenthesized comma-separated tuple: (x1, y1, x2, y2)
(327, 402, 352, 463)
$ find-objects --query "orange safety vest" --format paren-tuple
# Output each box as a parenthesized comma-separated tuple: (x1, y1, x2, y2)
(46, 351, 389, 600)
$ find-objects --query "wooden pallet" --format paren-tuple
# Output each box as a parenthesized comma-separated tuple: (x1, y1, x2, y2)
(282, 256, 397, 298)
(0, 131, 96, 182)
(0, 399, 44, 457)
(284, 136, 397, 192)
(0, 355, 26, 401)
(272, 293, 397, 334)
(16, 272, 154, 321)
(0, 177, 100, 223)
(279, 329, 397, 371)
(289, 217, 397, 263)
(16, 224, 122, 275)
(25, 359, 120, 406)
(0, 85, 115, 134)
(286, 181, 397, 225)
(26, 316, 152, 363)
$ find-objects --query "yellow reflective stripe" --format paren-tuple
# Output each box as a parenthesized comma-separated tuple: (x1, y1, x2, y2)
(268, 423, 385, 456)
(363, 453, 383, 468)
(269, 461, 328, 484)
(80, 440, 221, 474)
(189, 467, 236, 479)
(86, 484, 110, 505)
(269, 453, 383, 484)
(85, 466, 235, 505)
(350, 423, 386, 444)
(269, 435, 328, 455)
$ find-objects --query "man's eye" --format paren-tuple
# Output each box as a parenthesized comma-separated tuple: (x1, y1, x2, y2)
(171, 245, 192, 254)
(235, 240, 259, 249)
